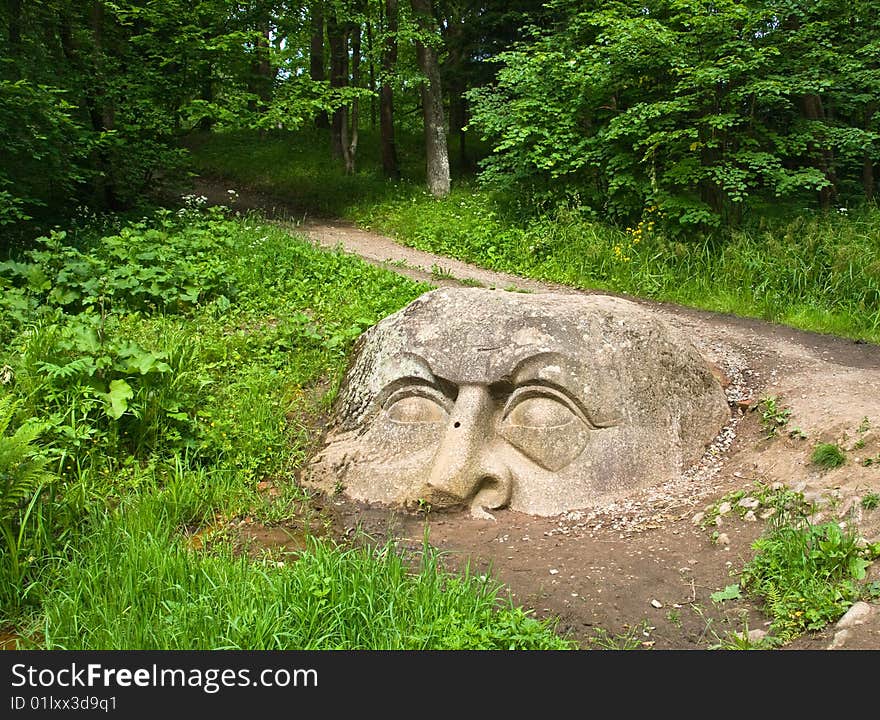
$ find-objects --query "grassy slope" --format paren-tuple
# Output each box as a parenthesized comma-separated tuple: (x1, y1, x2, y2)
(188, 128, 880, 345)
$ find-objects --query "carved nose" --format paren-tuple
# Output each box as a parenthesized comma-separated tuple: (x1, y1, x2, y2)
(417, 385, 512, 512)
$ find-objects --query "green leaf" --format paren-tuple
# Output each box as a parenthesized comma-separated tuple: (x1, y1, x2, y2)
(102, 379, 134, 420)
(711, 584, 742, 602)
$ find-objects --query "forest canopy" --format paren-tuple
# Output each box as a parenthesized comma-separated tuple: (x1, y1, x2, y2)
(1, 0, 878, 237)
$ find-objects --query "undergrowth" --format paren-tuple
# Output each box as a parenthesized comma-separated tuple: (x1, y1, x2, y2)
(701, 483, 880, 645)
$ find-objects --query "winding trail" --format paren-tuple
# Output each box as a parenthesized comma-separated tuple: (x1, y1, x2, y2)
(194, 175, 879, 371)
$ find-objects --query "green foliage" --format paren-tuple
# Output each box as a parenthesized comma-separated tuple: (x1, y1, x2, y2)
(710, 584, 743, 603)
(0, 203, 569, 652)
(739, 520, 878, 642)
(192, 129, 880, 345)
(709, 627, 783, 651)
(811, 443, 846, 470)
(861, 493, 880, 510)
(34, 481, 571, 650)
(697, 481, 812, 530)
(0, 393, 57, 609)
(0, 79, 95, 228)
(349, 183, 880, 344)
(466, 0, 880, 229)
(0, 207, 238, 321)
(755, 396, 792, 438)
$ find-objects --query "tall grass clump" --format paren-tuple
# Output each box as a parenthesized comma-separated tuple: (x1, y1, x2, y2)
(811, 442, 846, 469)
(36, 483, 572, 650)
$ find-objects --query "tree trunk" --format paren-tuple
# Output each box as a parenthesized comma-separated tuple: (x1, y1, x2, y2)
(442, 13, 469, 172)
(7, 0, 22, 72)
(249, 23, 273, 113)
(88, 1, 120, 209)
(410, 0, 450, 197)
(366, 14, 376, 129)
(343, 22, 361, 175)
(310, 1, 329, 129)
(380, 0, 400, 179)
(198, 68, 214, 132)
(449, 81, 467, 172)
(328, 13, 347, 161)
(864, 102, 877, 202)
(799, 93, 837, 209)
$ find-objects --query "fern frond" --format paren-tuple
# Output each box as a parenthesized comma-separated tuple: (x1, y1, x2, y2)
(0, 393, 56, 520)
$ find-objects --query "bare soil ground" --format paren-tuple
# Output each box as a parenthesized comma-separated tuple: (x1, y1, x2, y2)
(194, 177, 880, 650)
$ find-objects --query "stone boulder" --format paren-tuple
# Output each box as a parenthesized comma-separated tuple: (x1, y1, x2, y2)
(304, 288, 731, 517)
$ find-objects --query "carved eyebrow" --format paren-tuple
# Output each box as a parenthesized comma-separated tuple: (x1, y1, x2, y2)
(377, 354, 458, 403)
(509, 352, 581, 395)
(508, 352, 621, 428)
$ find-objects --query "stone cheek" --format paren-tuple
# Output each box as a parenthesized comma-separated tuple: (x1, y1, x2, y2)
(304, 287, 731, 517)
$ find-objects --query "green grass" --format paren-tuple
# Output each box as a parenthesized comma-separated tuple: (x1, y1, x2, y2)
(811, 442, 846, 469)
(31, 474, 571, 650)
(187, 128, 880, 345)
(352, 193, 880, 344)
(862, 493, 880, 510)
(185, 127, 428, 218)
(0, 203, 573, 649)
(739, 520, 877, 642)
(755, 396, 792, 438)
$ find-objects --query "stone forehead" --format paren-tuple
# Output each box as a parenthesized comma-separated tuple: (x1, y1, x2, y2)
(379, 288, 663, 379)
(401, 287, 642, 330)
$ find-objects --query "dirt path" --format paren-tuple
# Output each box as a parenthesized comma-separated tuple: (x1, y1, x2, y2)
(194, 177, 880, 650)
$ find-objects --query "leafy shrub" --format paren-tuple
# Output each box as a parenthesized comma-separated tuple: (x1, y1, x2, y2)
(740, 521, 878, 642)
(0, 209, 237, 321)
(0, 79, 95, 232)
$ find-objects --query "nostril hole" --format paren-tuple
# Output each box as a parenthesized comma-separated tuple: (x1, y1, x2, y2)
(453, 421, 461, 428)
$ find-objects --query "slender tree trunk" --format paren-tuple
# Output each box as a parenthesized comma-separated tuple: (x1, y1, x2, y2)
(328, 13, 347, 161)
(864, 102, 877, 202)
(198, 68, 214, 131)
(249, 23, 273, 114)
(443, 14, 468, 171)
(88, 1, 120, 209)
(380, 0, 400, 179)
(366, 14, 376, 129)
(7, 0, 22, 74)
(310, 1, 329, 129)
(410, 0, 450, 197)
(343, 22, 361, 175)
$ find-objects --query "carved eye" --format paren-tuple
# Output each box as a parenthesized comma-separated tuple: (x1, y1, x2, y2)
(499, 387, 589, 472)
(504, 394, 578, 429)
(384, 388, 450, 424)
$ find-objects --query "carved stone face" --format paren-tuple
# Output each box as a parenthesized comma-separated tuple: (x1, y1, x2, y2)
(305, 288, 731, 517)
